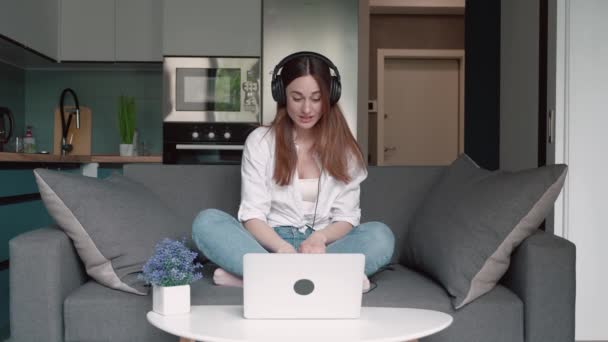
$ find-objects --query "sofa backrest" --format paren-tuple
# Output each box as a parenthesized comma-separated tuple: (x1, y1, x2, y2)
(124, 164, 444, 261)
(361, 166, 444, 260)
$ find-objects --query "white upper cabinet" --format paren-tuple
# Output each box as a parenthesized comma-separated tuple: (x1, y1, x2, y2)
(0, 2, 27, 45)
(2, 0, 262, 62)
(0, 0, 59, 60)
(61, 0, 162, 62)
(115, 0, 162, 62)
(163, 0, 261, 56)
(60, 0, 115, 61)
(24, 0, 60, 59)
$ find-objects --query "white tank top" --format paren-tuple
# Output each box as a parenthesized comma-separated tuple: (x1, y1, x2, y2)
(296, 178, 319, 216)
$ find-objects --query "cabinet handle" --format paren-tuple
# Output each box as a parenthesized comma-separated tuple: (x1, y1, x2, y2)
(384, 146, 397, 153)
(548, 109, 555, 144)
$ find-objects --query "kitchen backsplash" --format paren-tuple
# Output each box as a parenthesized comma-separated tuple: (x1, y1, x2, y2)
(24, 66, 162, 155)
(0, 62, 25, 143)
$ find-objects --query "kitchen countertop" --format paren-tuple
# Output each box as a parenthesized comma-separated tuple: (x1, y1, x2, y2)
(0, 152, 162, 164)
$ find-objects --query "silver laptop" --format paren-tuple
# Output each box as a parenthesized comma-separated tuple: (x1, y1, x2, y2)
(243, 253, 365, 319)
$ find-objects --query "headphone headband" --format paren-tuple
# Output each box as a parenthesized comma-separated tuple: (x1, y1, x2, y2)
(271, 51, 342, 106)
(272, 51, 341, 82)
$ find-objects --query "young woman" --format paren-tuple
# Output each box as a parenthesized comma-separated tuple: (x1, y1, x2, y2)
(192, 51, 394, 290)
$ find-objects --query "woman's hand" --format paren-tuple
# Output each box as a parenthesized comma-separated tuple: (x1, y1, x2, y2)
(275, 242, 297, 254)
(299, 232, 327, 254)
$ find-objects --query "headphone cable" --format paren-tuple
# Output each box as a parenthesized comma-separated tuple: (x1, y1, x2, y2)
(309, 168, 323, 230)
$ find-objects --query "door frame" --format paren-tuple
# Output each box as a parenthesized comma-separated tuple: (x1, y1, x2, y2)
(376, 48, 465, 165)
(551, 0, 570, 239)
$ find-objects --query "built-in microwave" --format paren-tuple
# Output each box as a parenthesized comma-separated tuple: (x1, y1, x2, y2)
(162, 56, 261, 164)
(163, 56, 261, 123)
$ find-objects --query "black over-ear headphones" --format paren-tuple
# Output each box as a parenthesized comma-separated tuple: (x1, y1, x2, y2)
(271, 51, 342, 106)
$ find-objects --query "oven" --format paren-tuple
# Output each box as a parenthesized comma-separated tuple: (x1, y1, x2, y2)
(162, 56, 261, 164)
(163, 122, 258, 165)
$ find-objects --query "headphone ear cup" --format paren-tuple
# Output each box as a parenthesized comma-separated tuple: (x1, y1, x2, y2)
(271, 77, 278, 103)
(277, 78, 286, 106)
(271, 77, 285, 106)
(329, 76, 341, 105)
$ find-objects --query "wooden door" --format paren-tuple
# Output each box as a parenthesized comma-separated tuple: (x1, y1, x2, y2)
(376, 49, 464, 166)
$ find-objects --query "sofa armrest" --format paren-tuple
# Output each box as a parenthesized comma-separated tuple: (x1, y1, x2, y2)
(501, 231, 576, 342)
(9, 227, 87, 342)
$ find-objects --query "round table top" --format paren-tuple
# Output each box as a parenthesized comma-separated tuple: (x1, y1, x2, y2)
(147, 305, 453, 342)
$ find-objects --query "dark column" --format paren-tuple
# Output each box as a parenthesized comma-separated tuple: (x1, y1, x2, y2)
(464, 0, 501, 170)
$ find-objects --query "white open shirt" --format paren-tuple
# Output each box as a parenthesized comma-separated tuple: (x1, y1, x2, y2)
(237, 126, 367, 232)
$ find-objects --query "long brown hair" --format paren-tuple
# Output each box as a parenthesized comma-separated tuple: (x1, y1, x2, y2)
(270, 55, 365, 186)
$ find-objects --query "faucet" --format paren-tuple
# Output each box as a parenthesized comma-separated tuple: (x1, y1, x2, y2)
(59, 88, 80, 155)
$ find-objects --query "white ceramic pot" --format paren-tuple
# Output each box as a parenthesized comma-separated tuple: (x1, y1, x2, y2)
(119, 143, 134, 156)
(152, 284, 191, 315)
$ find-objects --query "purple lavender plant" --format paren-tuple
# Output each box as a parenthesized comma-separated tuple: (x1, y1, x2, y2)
(139, 238, 203, 287)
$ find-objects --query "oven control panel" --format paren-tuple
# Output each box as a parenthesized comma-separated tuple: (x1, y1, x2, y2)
(164, 122, 259, 144)
(163, 122, 260, 164)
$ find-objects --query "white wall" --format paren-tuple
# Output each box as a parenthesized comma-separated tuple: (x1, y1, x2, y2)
(558, 0, 608, 339)
(500, 0, 539, 171)
(358, 0, 370, 163)
(262, 0, 359, 134)
(500, 0, 608, 337)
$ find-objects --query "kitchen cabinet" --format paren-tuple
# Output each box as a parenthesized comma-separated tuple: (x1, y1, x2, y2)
(2, 0, 263, 62)
(60, 0, 115, 61)
(61, 0, 162, 62)
(163, 0, 261, 56)
(23, 0, 60, 59)
(0, 0, 59, 60)
(115, 0, 162, 62)
(0, 2, 28, 46)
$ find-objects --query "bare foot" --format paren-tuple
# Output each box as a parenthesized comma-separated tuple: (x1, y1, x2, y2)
(363, 275, 371, 293)
(213, 268, 243, 287)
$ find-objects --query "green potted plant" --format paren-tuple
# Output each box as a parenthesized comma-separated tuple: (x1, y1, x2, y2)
(139, 238, 203, 315)
(117, 95, 136, 156)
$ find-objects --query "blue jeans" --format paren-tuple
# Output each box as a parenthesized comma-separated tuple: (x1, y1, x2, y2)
(192, 209, 395, 277)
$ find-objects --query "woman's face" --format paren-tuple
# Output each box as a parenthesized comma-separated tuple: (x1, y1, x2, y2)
(285, 75, 323, 131)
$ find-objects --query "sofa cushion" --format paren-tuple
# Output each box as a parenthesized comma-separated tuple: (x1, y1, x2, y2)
(64, 266, 240, 342)
(64, 265, 523, 342)
(366, 265, 524, 342)
(403, 154, 567, 309)
(34, 169, 187, 295)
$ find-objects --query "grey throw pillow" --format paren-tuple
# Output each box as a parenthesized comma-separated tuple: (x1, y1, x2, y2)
(403, 154, 567, 309)
(34, 168, 184, 295)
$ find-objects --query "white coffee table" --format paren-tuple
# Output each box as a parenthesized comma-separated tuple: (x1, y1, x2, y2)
(147, 305, 453, 342)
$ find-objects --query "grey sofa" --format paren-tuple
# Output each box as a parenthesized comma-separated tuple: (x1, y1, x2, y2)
(9, 164, 576, 342)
